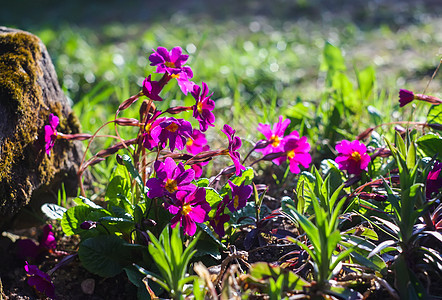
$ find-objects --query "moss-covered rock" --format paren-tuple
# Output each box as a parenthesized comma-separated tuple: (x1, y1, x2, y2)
(0, 27, 85, 228)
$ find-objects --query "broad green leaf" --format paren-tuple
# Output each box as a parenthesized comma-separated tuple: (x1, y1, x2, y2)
(321, 42, 346, 72)
(356, 65, 375, 100)
(416, 133, 442, 161)
(427, 104, 442, 126)
(41, 203, 67, 220)
(61, 205, 94, 236)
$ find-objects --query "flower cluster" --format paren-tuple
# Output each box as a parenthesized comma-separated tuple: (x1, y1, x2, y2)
(256, 116, 312, 174)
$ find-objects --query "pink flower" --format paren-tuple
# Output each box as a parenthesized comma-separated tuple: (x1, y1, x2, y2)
(221, 124, 245, 176)
(335, 140, 371, 175)
(24, 262, 55, 299)
(186, 129, 209, 155)
(16, 224, 57, 261)
(44, 114, 59, 156)
(274, 131, 311, 174)
(256, 116, 291, 155)
(165, 187, 211, 236)
(151, 117, 193, 152)
(146, 157, 196, 198)
(427, 162, 442, 199)
(142, 111, 165, 150)
(192, 82, 215, 132)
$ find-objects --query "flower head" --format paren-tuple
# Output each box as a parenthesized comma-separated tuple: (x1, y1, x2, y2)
(256, 116, 291, 155)
(149, 46, 189, 73)
(40, 224, 57, 251)
(186, 129, 209, 155)
(142, 112, 165, 150)
(427, 161, 442, 199)
(209, 203, 230, 237)
(224, 180, 253, 212)
(170, 68, 195, 95)
(146, 157, 196, 198)
(142, 75, 163, 101)
(165, 187, 211, 236)
(16, 224, 57, 261)
(192, 82, 215, 132)
(335, 140, 371, 175)
(151, 117, 193, 152)
(221, 124, 245, 176)
(274, 132, 312, 174)
(24, 262, 55, 299)
(44, 114, 59, 156)
(399, 89, 416, 107)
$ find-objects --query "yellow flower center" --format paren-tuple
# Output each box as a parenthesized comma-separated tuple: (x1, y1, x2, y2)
(287, 150, 296, 160)
(351, 151, 361, 162)
(197, 101, 203, 114)
(165, 122, 179, 132)
(165, 179, 178, 193)
(270, 135, 280, 147)
(171, 73, 180, 79)
(186, 138, 194, 146)
(182, 203, 192, 216)
(233, 195, 240, 209)
(165, 61, 176, 68)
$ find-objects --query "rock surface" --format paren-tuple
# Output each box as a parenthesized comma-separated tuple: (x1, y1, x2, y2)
(0, 27, 85, 229)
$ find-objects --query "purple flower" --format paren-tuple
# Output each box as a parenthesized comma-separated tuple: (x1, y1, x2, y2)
(165, 187, 211, 236)
(44, 113, 59, 156)
(399, 89, 416, 107)
(186, 129, 209, 155)
(142, 112, 165, 150)
(274, 132, 311, 174)
(149, 46, 189, 73)
(224, 180, 253, 212)
(16, 224, 57, 261)
(146, 157, 196, 198)
(256, 116, 291, 155)
(40, 224, 57, 251)
(148, 46, 195, 95)
(192, 82, 215, 132)
(209, 203, 230, 237)
(142, 75, 163, 101)
(335, 140, 371, 175)
(221, 124, 245, 176)
(151, 117, 193, 152)
(427, 162, 442, 199)
(24, 262, 56, 299)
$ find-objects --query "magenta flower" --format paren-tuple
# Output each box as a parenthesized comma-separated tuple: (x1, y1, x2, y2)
(221, 124, 245, 176)
(142, 75, 163, 101)
(149, 46, 190, 73)
(146, 157, 196, 198)
(165, 187, 211, 236)
(399, 89, 416, 107)
(186, 129, 209, 155)
(148, 46, 194, 95)
(209, 203, 230, 237)
(44, 113, 59, 156)
(223, 180, 253, 212)
(24, 262, 56, 299)
(192, 82, 215, 132)
(16, 224, 57, 261)
(142, 112, 165, 150)
(151, 117, 193, 152)
(335, 140, 371, 175)
(427, 162, 442, 199)
(274, 132, 312, 174)
(256, 116, 291, 155)
(40, 224, 57, 251)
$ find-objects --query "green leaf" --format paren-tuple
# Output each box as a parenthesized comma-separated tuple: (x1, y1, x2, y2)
(356, 66, 375, 100)
(78, 235, 141, 277)
(41, 203, 67, 220)
(321, 42, 346, 72)
(220, 167, 254, 197)
(196, 178, 209, 187)
(416, 133, 442, 161)
(427, 104, 442, 125)
(61, 205, 93, 236)
(105, 163, 132, 202)
(249, 262, 309, 291)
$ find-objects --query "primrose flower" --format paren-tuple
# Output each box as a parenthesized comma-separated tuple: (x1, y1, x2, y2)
(399, 89, 415, 107)
(142, 75, 163, 101)
(186, 129, 209, 155)
(221, 124, 246, 176)
(426, 162, 442, 199)
(192, 82, 215, 132)
(142, 112, 165, 150)
(24, 262, 56, 299)
(335, 140, 371, 175)
(210, 203, 230, 237)
(256, 116, 291, 155)
(224, 180, 253, 212)
(151, 117, 193, 152)
(16, 224, 57, 261)
(146, 157, 196, 198)
(149, 46, 194, 95)
(273, 132, 311, 174)
(44, 113, 59, 156)
(165, 187, 211, 236)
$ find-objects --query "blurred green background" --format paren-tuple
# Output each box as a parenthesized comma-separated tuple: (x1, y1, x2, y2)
(3, 0, 442, 182)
